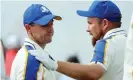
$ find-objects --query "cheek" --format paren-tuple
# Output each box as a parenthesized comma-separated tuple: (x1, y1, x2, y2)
(91, 24, 100, 37)
(39, 30, 47, 38)
(95, 25, 103, 38)
(91, 25, 96, 33)
(95, 26, 100, 33)
(40, 29, 51, 39)
(32, 28, 45, 38)
(31, 27, 40, 34)
(37, 31, 46, 42)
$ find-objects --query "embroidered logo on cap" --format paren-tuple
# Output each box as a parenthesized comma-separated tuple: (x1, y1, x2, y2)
(41, 6, 49, 13)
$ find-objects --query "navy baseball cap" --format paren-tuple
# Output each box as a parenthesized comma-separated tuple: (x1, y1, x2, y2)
(77, 1, 121, 22)
(23, 4, 62, 26)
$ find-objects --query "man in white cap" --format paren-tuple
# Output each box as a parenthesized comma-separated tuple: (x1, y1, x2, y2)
(10, 4, 61, 80)
(123, 13, 133, 80)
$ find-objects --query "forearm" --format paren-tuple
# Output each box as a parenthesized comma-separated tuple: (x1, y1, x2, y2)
(57, 61, 101, 80)
(29, 49, 104, 79)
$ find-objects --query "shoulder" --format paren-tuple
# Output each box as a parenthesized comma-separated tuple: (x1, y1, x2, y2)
(102, 34, 127, 48)
(12, 46, 26, 69)
(94, 38, 114, 57)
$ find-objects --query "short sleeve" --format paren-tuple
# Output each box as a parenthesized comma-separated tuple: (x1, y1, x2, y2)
(90, 39, 113, 71)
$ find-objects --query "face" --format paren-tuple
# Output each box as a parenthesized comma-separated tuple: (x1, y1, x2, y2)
(86, 17, 104, 40)
(26, 20, 54, 45)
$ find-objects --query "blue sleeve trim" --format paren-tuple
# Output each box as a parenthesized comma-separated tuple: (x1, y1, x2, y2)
(91, 40, 107, 64)
(24, 45, 40, 80)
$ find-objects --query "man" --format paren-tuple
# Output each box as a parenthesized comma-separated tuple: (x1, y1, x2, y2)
(31, 1, 127, 80)
(10, 4, 61, 80)
(123, 13, 133, 80)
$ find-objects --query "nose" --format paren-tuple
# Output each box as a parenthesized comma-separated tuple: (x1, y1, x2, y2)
(86, 29, 90, 32)
(86, 26, 90, 32)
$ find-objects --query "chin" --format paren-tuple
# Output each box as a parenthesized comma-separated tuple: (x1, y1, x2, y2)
(47, 39, 52, 43)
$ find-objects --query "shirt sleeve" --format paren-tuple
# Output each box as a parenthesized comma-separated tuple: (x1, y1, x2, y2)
(90, 39, 114, 71)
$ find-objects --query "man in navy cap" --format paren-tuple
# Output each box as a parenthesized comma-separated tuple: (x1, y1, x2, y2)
(10, 4, 61, 80)
(30, 1, 127, 80)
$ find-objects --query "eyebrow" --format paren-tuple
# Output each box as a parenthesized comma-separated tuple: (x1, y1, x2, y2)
(87, 20, 92, 23)
(40, 20, 54, 27)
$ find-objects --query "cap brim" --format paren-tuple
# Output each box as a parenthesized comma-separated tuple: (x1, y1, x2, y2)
(77, 10, 96, 18)
(34, 14, 62, 25)
(54, 16, 62, 20)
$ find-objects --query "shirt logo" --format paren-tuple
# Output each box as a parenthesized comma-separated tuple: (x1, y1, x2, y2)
(41, 6, 49, 13)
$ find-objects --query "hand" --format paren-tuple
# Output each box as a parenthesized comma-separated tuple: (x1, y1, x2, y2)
(29, 50, 58, 70)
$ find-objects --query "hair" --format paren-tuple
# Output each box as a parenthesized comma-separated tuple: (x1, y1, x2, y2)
(112, 22, 121, 28)
(97, 18, 122, 28)
(28, 22, 35, 26)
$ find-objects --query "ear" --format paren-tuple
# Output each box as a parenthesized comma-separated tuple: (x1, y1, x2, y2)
(25, 24, 31, 33)
(102, 19, 108, 31)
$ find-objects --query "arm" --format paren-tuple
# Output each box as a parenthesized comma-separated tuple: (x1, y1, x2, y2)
(30, 39, 111, 80)
(56, 39, 113, 80)
(57, 61, 104, 80)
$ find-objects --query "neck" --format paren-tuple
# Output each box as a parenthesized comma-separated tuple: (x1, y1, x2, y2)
(28, 35, 46, 49)
(102, 26, 116, 39)
(39, 43, 46, 49)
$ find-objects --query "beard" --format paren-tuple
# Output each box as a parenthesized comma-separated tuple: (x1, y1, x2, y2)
(91, 31, 104, 47)
(92, 37, 98, 47)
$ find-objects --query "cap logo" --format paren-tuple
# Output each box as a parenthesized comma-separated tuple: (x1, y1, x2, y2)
(41, 6, 49, 13)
